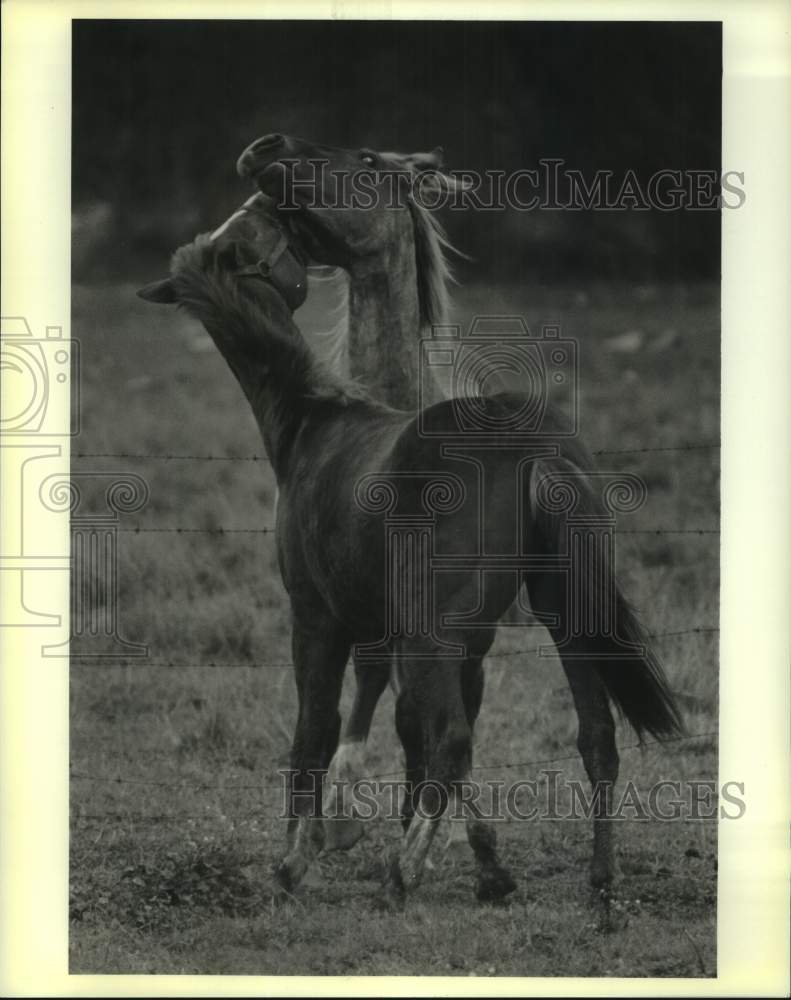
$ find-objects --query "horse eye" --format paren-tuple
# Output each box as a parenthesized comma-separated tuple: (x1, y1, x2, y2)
(360, 153, 377, 167)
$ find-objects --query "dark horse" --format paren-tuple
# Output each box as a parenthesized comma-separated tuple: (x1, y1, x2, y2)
(139, 193, 681, 906)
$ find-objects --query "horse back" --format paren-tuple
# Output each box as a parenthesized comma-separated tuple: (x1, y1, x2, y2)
(275, 391, 568, 635)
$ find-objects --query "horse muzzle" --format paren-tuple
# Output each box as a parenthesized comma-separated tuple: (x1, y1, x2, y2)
(237, 132, 288, 180)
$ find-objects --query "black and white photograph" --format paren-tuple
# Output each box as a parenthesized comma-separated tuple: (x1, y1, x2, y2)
(1, 2, 789, 994)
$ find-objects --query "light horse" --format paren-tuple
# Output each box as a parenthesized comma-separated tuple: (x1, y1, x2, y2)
(139, 193, 681, 906)
(235, 136, 474, 854)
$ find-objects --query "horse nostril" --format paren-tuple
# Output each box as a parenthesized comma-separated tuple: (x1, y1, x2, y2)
(237, 134, 287, 178)
(252, 133, 284, 153)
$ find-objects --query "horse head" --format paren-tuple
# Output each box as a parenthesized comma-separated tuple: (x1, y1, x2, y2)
(236, 134, 466, 338)
(236, 133, 459, 268)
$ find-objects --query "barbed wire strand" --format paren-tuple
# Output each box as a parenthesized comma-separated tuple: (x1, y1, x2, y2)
(74, 452, 269, 462)
(115, 525, 718, 536)
(118, 526, 275, 535)
(592, 443, 720, 457)
(74, 441, 720, 464)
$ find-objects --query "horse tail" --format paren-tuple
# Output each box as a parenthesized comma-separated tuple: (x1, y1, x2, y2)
(528, 448, 684, 740)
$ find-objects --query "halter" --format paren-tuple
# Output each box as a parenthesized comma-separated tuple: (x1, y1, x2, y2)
(211, 194, 308, 312)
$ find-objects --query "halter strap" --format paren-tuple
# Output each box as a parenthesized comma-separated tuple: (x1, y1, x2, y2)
(229, 197, 308, 312)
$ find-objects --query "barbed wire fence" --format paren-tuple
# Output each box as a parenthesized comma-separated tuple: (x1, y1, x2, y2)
(70, 437, 720, 829)
(74, 441, 721, 535)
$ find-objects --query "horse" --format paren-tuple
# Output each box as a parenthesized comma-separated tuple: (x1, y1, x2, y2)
(138, 192, 682, 906)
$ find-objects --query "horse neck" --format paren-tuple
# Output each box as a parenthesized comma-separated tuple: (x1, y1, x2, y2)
(171, 248, 346, 479)
(213, 348, 307, 481)
(346, 240, 422, 412)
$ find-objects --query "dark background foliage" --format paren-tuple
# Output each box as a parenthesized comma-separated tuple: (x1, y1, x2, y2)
(72, 19, 721, 284)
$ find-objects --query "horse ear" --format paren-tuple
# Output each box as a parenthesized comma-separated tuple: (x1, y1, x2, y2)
(412, 146, 445, 171)
(137, 278, 177, 304)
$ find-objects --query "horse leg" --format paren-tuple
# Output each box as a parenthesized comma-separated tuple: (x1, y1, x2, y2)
(560, 661, 619, 889)
(460, 655, 517, 902)
(275, 624, 349, 896)
(385, 656, 472, 903)
(395, 686, 424, 833)
(524, 573, 620, 891)
(323, 655, 390, 851)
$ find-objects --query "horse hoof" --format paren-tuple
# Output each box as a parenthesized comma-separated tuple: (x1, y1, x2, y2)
(593, 887, 628, 933)
(323, 816, 365, 852)
(373, 878, 406, 912)
(476, 866, 517, 903)
(272, 862, 296, 904)
(372, 887, 405, 912)
(272, 886, 294, 906)
(374, 857, 406, 912)
(589, 853, 619, 890)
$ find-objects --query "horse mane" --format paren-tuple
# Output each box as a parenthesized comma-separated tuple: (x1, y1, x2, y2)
(406, 188, 466, 331)
(295, 193, 460, 380)
(170, 235, 368, 405)
(374, 148, 467, 331)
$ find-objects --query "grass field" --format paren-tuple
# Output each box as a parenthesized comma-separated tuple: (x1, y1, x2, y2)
(69, 276, 719, 977)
